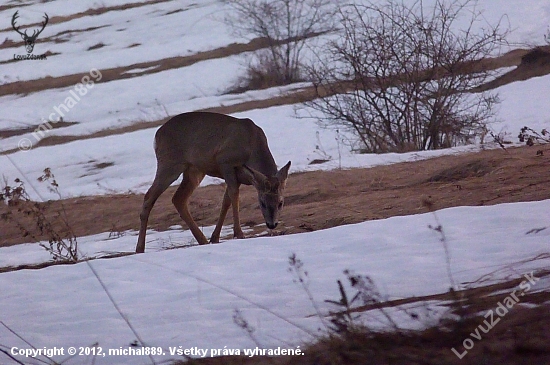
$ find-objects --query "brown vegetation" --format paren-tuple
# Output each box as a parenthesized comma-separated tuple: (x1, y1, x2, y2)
(172, 268, 550, 365)
(176, 303, 550, 365)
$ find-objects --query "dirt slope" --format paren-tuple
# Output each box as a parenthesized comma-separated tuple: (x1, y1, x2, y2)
(2, 144, 549, 248)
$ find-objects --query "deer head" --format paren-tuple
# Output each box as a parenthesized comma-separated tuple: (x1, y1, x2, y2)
(12, 11, 49, 54)
(243, 161, 291, 230)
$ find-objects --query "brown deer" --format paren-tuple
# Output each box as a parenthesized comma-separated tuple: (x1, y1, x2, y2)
(136, 112, 291, 253)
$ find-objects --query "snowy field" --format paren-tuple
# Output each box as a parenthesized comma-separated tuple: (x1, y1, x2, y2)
(1, 0, 550, 364)
(1, 200, 549, 365)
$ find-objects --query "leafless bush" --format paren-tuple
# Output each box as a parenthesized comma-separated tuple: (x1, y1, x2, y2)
(518, 126, 550, 146)
(0, 168, 78, 262)
(325, 270, 398, 334)
(223, 0, 339, 89)
(306, 0, 509, 153)
(229, 50, 298, 93)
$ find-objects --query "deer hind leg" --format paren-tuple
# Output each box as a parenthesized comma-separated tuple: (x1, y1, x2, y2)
(210, 188, 231, 243)
(229, 185, 245, 239)
(136, 168, 181, 253)
(172, 166, 207, 245)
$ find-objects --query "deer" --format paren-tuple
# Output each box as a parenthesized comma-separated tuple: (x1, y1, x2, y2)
(11, 11, 49, 54)
(136, 112, 291, 253)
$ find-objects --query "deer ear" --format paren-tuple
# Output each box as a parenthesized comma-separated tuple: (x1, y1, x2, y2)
(276, 161, 291, 187)
(242, 165, 268, 186)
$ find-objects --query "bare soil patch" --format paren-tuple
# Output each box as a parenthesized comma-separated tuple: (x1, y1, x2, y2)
(0, 120, 78, 139)
(473, 45, 550, 92)
(0, 3, 31, 13)
(1, 144, 549, 248)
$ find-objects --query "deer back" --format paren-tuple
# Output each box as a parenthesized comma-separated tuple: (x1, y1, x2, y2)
(154, 112, 277, 180)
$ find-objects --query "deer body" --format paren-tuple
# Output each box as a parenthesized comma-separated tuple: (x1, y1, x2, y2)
(136, 112, 291, 253)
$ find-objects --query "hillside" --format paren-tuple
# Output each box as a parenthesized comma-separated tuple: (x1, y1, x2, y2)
(1, 1, 549, 365)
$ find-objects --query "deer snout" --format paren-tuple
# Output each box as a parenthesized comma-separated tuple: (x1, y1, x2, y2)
(266, 222, 278, 229)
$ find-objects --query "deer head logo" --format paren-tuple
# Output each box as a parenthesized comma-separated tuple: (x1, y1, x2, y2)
(11, 11, 49, 54)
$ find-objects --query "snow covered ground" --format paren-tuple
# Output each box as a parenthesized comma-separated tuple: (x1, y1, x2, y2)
(1, 1, 550, 364)
(1, 200, 549, 365)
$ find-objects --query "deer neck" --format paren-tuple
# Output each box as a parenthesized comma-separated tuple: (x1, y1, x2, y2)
(246, 136, 278, 177)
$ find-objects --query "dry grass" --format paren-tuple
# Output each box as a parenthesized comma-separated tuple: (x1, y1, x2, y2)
(172, 270, 550, 365)
(172, 297, 550, 365)
(426, 159, 500, 182)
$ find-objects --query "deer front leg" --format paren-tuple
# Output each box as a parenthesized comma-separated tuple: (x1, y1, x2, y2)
(210, 188, 231, 243)
(229, 185, 245, 239)
(210, 184, 244, 243)
(218, 165, 246, 241)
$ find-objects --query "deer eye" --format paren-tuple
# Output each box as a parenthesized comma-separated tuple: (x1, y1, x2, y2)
(278, 202, 283, 209)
